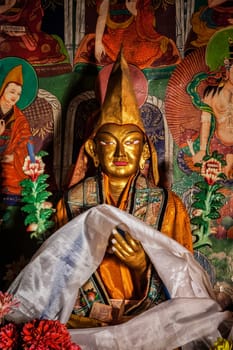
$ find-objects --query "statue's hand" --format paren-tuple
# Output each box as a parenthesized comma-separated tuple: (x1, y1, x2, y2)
(110, 227, 148, 275)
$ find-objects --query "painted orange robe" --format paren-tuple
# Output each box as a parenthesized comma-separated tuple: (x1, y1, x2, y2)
(0, 105, 32, 195)
(0, 0, 66, 65)
(56, 174, 193, 302)
(75, 0, 181, 69)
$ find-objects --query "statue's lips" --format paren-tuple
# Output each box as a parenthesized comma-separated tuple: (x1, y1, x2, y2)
(113, 161, 128, 166)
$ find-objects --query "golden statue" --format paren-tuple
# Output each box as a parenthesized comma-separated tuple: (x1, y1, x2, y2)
(7, 52, 232, 350)
(55, 51, 194, 327)
(57, 51, 193, 250)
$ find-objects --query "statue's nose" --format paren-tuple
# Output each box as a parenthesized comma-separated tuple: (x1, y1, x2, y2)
(114, 141, 126, 157)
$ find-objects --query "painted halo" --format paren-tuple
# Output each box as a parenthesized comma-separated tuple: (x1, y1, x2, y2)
(95, 63, 148, 108)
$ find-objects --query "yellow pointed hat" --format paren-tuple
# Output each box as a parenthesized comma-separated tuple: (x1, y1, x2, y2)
(94, 50, 146, 133)
(0, 65, 23, 97)
(93, 50, 159, 185)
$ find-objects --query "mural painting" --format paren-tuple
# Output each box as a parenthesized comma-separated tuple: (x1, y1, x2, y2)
(0, 1, 74, 290)
(74, 0, 180, 69)
(0, 0, 72, 76)
(0, 57, 36, 287)
(0, 57, 58, 289)
(165, 27, 233, 292)
(185, 0, 233, 55)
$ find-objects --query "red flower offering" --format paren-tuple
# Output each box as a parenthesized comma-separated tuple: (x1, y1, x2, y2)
(0, 292, 20, 322)
(0, 323, 19, 350)
(21, 319, 81, 350)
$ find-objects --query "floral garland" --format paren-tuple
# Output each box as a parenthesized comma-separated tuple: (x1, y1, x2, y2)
(0, 291, 81, 350)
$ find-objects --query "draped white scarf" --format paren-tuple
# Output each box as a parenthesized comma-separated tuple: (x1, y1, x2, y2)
(7, 204, 232, 350)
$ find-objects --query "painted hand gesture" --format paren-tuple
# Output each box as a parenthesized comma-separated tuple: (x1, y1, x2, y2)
(126, 0, 137, 16)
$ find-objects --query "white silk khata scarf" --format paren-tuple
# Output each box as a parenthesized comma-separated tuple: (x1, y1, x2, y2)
(7, 204, 233, 350)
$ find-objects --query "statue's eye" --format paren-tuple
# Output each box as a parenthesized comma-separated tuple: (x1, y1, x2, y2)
(125, 139, 140, 145)
(99, 140, 115, 145)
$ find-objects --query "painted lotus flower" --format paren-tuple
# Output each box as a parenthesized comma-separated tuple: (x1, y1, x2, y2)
(201, 157, 222, 185)
(191, 151, 226, 248)
(21, 150, 54, 242)
(22, 155, 45, 182)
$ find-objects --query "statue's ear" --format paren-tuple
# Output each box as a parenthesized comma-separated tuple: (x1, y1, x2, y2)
(139, 142, 150, 170)
(84, 139, 100, 167)
(142, 142, 150, 160)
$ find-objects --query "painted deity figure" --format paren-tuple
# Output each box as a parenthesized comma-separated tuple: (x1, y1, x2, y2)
(0, 58, 39, 291)
(186, 0, 233, 53)
(6, 53, 233, 350)
(183, 33, 233, 180)
(0, 0, 67, 68)
(191, 57, 233, 178)
(164, 30, 233, 296)
(74, 0, 181, 69)
(0, 64, 33, 197)
(168, 30, 233, 180)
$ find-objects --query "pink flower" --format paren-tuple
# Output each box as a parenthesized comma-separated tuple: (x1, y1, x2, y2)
(0, 323, 19, 350)
(215, 225, 227, 240)
(192, 209, 203, 217)
(0, 292, 20, 323)
(40, 201, 53, 209)
(22, 156, 45, 182)
(26, 223, 38, 233)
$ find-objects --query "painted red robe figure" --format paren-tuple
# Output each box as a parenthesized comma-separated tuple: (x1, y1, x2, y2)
(0, 0, 66, 66)
(0, 64, 33, 196)
(75, 0, 181, 69)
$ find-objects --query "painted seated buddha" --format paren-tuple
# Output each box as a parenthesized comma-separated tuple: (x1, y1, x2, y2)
(74, 0, 181, 69)
(0, 0, 71, 77)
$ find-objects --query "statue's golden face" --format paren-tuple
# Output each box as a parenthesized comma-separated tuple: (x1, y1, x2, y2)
(94, 123, 145, 180)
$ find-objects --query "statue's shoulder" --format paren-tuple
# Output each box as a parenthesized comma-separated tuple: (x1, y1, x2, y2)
(68, 177, 98, 207)
(167, 190, 187, 211)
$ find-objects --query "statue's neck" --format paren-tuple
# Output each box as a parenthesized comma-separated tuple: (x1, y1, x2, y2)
(103, 173, 136, 209)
